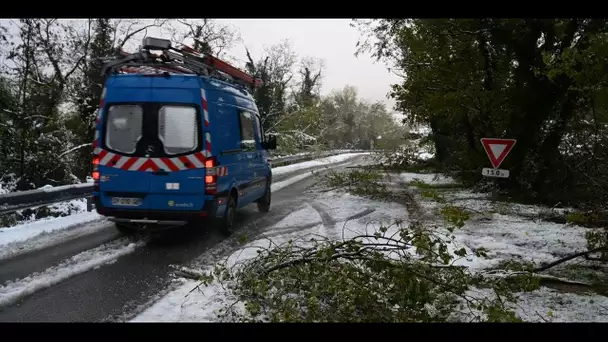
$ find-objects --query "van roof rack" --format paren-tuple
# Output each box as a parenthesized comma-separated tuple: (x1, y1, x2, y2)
(99, 37, 263, 93)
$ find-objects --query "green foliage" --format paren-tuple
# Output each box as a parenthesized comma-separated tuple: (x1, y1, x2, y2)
(585, 230, 607, 251)
(197, 218, 538, 322)
(567, 212, 587, 225)
(420, 189, 445, 203)
(440, 205, 471, 230)
(409, 179, 432, 189)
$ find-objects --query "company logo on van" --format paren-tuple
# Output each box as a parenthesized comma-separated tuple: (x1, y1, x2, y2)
(167, 200, 193, 208)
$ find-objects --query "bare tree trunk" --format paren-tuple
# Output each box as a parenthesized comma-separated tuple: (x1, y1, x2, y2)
(17, 21, 33, 189)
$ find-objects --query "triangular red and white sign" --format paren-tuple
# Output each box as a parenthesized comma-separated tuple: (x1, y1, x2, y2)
(481, 138, 516, 169)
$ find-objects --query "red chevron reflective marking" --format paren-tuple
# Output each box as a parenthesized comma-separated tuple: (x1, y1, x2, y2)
(178, 155, 192, 168)
(194, 152, 205, 165)
(121, 157, 137, 171)
(138, 159, 159, 172)
(161, 158, 180, 172)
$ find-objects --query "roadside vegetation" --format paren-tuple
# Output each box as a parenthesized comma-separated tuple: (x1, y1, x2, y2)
(193, 184, 540, 322)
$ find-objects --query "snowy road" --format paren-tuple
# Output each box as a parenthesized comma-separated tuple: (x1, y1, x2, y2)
(0, 153, 372, 322)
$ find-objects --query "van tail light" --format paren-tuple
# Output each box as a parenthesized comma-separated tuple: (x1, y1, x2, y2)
(92, 156, 100, 191)
(205, 157, 217, 195)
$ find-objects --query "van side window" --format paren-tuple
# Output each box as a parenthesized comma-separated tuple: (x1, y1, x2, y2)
(239, 111, 256, 147)
(105, 105, 143, 154)
(158, 106, 198, 155)
(253, 114, 263, 142)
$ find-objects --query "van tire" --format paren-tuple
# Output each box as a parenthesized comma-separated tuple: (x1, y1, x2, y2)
(257, 181, 271, 213)
(218, 195, 237, 237)
(115, 222, 136, 235)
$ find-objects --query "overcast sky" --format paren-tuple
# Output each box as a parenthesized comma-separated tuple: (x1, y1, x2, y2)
(215, 19, 401, 112)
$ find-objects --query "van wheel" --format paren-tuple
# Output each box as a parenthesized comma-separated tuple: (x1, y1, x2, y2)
(115, 222, 136, 235)
(257, 181, 271, 213)
(218, 195, 236, 237)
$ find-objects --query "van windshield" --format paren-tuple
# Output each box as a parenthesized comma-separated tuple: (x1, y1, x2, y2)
(103, 103, 201, 157)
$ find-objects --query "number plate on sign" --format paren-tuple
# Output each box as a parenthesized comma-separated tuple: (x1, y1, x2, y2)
(111, 197, 142, 206)
(482, 168, 510, 178)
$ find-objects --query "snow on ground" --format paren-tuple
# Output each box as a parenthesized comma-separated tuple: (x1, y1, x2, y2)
(0, 238, 145, 308)
(417, 152, 434, 160)
(272, 152, 370, 176)
(2, 196, 91, 228)
(399, 171, 592, 269)
(451, 213, 590, 268)
(0, 210, 101, 250)
(136, 169, 608, 322)
(398, 172, 456, 186)
(132, 190, 407, 322)
(514, 287, 608, 322)
(271, 172, 316, 193)
(0, 218, 112, 261)
(398, 172, 608, 321)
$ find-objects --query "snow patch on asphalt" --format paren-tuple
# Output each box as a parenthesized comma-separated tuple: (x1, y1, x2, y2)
(271, 172, 316, 193)
(0, 238, 145, 308)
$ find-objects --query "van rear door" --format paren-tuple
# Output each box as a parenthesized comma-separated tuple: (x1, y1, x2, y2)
(99, 75, 207, 211)
(145, 102, 207, 197)
(101, 103, 150, 195)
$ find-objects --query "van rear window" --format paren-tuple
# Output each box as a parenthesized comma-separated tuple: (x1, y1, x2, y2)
(105, 105, 143, 154)
(159, 106, 197, 155)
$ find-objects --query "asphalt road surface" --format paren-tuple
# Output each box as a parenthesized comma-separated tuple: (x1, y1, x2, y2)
(0, 154, 369, 322)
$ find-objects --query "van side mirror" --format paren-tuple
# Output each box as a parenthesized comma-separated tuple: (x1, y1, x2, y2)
(263, 135, 277, 150)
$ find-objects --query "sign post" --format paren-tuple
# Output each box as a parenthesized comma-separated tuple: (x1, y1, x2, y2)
(480, 138, 516, 200)
(480, 138, 516, 178)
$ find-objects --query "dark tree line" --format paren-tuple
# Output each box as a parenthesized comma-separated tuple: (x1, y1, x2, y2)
(357, 19, 608, 208)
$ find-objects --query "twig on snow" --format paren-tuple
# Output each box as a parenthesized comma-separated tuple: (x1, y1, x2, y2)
(534, 245, 608, 273)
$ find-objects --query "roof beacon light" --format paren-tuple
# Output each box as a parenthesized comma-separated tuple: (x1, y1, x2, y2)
(142, 37, 171, 51)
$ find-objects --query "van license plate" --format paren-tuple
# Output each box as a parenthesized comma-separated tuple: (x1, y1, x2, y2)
(111, 197, 142, 206)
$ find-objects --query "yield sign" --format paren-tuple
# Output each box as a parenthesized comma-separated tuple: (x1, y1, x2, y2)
(481, 138, 516, 169)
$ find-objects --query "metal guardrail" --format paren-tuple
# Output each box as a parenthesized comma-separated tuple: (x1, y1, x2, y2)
(0, 149, 371, 216)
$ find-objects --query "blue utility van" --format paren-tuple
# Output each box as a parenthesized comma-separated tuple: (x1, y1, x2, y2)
(91, 37, 277, 236)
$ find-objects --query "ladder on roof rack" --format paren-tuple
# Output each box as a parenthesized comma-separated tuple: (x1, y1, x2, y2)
(99, 37, 263, 93)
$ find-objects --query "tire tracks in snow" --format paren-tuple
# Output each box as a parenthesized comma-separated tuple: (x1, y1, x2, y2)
(0, 237, 146, 309)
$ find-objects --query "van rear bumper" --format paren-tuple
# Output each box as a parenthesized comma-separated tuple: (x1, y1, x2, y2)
(109, 217, 189, 226)
(94, 196, 217, 223)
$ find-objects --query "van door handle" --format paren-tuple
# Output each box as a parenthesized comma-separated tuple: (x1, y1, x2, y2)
(153, 170, 169, 176)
